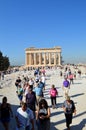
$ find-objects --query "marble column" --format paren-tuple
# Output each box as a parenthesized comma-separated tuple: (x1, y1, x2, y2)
(58, 52, 61, 65)
(34, 53, 37, 65)
(32, 53, 34, 65)
(29, 53, 32, 65)
(27, 53, 30, 65)
(26, 53, 28, 65)
(39, 53, 42, 65)
(44, 53, 46, 66)
(54, 53, 56, 65)
(49, 53, 51, 65)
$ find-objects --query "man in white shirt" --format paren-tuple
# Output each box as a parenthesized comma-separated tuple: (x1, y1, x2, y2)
(15, 102, 34, 130)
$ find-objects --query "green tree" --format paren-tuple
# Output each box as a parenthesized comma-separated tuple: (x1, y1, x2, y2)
(0, 51, 3, 71)
(0, 51, 10, 71)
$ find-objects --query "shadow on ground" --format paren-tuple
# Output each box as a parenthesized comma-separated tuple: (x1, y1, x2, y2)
(71, 93, 84, 98)
(50, 111, 86, 130)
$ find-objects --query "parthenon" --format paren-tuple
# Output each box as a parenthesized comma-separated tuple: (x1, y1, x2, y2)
(25, 46, 62, 67)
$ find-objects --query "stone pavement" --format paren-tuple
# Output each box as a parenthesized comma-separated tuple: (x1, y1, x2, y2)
(0, 70, 86, 130)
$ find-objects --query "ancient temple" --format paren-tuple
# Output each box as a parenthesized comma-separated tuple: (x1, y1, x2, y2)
(25, 46, 62, 67)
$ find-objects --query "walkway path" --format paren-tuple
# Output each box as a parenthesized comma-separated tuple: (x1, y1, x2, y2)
(0, 69, 86, 130)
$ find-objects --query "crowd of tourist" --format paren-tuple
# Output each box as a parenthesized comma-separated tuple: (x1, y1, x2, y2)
(0, 65, 83, 130)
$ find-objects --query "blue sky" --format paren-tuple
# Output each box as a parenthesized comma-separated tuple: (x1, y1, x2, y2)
(0, 0, 86, 66)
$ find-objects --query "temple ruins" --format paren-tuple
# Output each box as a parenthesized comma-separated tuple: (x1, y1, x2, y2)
(25, 46, 62, 67)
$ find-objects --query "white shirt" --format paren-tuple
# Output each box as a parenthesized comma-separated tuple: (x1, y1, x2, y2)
(16, 107, 34, 128)
(41, 76, 45, 83)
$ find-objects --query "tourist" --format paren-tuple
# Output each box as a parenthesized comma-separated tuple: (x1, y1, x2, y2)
(62, 77, 70, 98)
(29, 77, 34, 89)
(74, 71, 76, 79)
(38, 79, 45, 97)
(41, 67, 46, 76)
(34, 68, 39, 76)
(60, 70, 63, 78)
(16, 84, 24, 106)
(35, 75, 40, 83)
(33, 81, 44, 105)
(36, 98, 51, 130)
(49, 84, 58, 109)
(78, 69, 81, 78)
(26, 87, 37, 117)
(68, 68, 71, 76)
(41, 73, 46, 90)
(68, 73, 74, 84)
(15, 102, 34, 130)
(23, 82, 30, 96)
(0, 96, 13, 130)
(1, 71, 4, 80)
(15, 77, 22, 90)
(62, 96, 76, 130)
